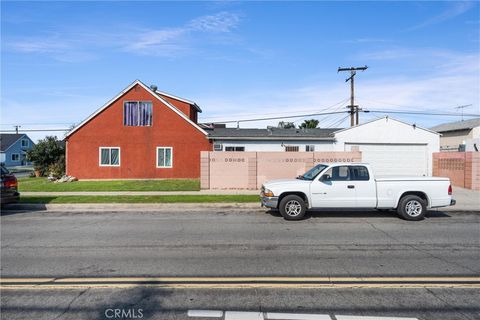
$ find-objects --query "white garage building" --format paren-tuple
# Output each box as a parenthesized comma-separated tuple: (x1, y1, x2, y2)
(332, 117, 440, 176)
(206, 117, 440, 176)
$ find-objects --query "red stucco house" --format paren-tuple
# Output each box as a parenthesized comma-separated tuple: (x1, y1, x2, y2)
(65, 80, 211, 179)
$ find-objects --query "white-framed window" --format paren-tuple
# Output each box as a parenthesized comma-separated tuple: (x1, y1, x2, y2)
(99, 147, 120, 166)
(157, 147, 173, 168)
(123, 101, 153, 126)
(11, 153, 20, 162)
(225, 146, 245, 151)
(21, 139, 29, 147)
(213, 143, 223, 151)
(306, 145, 315, 152)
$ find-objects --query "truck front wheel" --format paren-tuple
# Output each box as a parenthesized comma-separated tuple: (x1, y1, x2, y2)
(397, 195, 426, 221)
(279, 195, 306, 221)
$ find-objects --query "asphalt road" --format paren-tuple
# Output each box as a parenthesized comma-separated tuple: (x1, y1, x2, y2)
(1, 207, 479, 319)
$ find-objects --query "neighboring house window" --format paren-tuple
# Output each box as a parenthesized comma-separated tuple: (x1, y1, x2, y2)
(285, 146, 299, 152)
(157, 147, 173, 168)
(21, 139, 29, 147)
(99, 147, 120, 166)
(11, 153, 20, 162)
(124, 101, 153, 126)
(306, 145, 315, 152)
(225, 146, 245, 151)
(213, 143, 223, 151)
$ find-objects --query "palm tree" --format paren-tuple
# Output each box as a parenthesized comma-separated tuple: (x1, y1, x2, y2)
(299, 119, 319, 129)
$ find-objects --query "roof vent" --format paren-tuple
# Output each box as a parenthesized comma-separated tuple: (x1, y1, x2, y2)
(150, 84, 158, 92)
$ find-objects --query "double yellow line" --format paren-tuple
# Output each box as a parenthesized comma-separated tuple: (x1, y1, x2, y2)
(2, 276, 480, 289)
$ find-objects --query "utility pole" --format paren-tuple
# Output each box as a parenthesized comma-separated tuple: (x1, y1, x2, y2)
(338, 65, 368, 126)
(455, 104, 472, 121)
(14, 125, 21, 134)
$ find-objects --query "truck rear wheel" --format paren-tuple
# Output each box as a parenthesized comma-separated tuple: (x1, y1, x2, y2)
(279, 195, 306, 221)
(397, 195, 426, 221)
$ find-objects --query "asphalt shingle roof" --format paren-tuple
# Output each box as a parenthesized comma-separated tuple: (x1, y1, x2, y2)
(0, 134, 24, 152)
(206, 127, 340, 139)
(430, 118, 480, 133)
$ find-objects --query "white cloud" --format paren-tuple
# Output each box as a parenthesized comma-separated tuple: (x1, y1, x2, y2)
(407, 1, 475, 31)
(189, 11, 240, 32)
(5, 11, 242, 60)
(124, 11, 241, 56)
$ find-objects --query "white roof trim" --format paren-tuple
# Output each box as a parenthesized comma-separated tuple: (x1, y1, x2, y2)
(155, 90, 202, 112)
(66, 80, 207, 138)
(333, 116, 440, 135)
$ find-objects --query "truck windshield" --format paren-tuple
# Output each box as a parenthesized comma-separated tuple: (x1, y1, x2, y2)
(298, 164, 328, 181)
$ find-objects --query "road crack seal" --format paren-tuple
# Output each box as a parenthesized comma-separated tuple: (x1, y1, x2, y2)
(51, 287, 89, 320)
(425, 287, 476, 320)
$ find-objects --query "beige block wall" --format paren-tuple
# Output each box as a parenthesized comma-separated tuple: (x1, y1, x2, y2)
(202, 151, 362, 190)
(433, 152, 480, 190)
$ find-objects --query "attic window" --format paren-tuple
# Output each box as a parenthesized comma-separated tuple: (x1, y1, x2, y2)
(124, 101, 152, 126)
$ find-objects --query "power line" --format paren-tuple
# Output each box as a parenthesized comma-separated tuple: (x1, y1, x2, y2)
(199, 97, 350, 122)
(363, 109, 480, 117)
(0, 129, 70, 132)
(207, 110, 349, 124)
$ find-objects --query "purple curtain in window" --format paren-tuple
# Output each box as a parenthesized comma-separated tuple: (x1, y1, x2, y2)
(124, 102, 152, 126)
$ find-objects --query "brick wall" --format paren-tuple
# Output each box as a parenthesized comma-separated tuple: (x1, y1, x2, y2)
(433, 152, 480, 190)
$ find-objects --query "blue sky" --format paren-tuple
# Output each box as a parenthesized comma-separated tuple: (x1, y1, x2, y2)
(1, 1, 479, 141)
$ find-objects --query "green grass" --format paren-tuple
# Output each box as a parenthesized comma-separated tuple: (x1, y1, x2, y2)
(20, 195, 259, 204)
(17, 177, 200, 192)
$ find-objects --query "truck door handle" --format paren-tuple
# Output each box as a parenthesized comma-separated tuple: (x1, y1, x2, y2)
(347, 185, 355, 189)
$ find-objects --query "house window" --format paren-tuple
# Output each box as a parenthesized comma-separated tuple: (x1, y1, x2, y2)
(157, 147, 173, 168)
(285, 146, 299, 152)
(21, 139, 29, 147)
(225, 146, 245, 151)
(123, 101, 153, 126)
(99, 147, 120, 166)
(306, 145, 315, 152)
(11, 153, 20, 162)
(214, 143, 223, 151)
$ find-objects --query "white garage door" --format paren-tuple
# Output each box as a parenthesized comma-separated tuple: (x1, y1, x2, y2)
(345, 143, 428, 176)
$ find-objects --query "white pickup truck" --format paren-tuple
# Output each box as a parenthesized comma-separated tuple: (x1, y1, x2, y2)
(260, 163, 455, 221)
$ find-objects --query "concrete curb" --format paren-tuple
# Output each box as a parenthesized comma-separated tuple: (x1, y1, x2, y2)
(3, 203, 264, 212)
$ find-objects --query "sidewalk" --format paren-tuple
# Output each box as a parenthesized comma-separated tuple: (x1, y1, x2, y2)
(16, 186, 479, 211)
(21, 189, 260, 196)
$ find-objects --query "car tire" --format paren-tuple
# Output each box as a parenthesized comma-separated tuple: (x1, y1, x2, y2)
(279, 195, 306, 221)
(397, 195, 426, 221)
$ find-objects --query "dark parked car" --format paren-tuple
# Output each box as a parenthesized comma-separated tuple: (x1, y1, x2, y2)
(1, 165, 20, 205)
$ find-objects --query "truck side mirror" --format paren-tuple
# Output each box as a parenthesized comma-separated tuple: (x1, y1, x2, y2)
(321, 174, 331, 181)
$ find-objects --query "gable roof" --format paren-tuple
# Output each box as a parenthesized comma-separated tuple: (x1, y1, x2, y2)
(0, 134, 26, 152)
(333, 116, 440, 135)
(155, 90, 202, 112)
(430, 118, 480, 133)
(206, 127, 339, 140)
(65, 80, 208, 139)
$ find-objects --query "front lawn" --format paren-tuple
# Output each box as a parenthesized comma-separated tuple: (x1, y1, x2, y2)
(17, 178, 200, 192)
(20, 195, 259, 204)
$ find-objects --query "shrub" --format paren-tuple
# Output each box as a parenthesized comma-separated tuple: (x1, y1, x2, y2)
(26, 136, 65, 177)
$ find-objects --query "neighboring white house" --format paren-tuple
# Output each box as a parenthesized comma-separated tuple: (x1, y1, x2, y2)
(206, 117, 440, 176)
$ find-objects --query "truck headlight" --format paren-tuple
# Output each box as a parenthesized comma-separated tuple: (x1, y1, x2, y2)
(263, 188, 274, 197)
